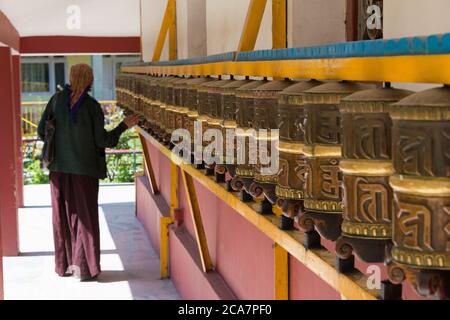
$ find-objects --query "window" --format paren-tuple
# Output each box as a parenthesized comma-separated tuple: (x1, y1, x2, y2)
(21, 63, 50, 93)
(54, 63, 66, 91)
(21, 58, 67, 96)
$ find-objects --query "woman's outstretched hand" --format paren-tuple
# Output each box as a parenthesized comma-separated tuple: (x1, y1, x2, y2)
(123, 114, 141, 128)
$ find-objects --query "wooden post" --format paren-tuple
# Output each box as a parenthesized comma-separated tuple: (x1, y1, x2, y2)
(274, 243, 289, 300)
(0, 47, 19, 257)
(12, 55, 24, 208)
(181, 170, 212, 272)
(139, 134, 159, 195)
(237, 0, 268, 52)
(346, 0, 359, 41)
(272, 0, 287, 49)
(152, 0, 178, 62)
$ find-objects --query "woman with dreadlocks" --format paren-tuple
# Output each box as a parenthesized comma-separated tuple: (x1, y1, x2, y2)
(38, 63, 140, 281)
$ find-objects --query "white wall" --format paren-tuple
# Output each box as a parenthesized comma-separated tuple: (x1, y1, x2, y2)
(384, 0, 450, 39)
(179, 0, 207, 59)
(384, 0, 450, 90)
(288, 0, 347, 47)
(0, 0, 141, 37)
(141, 0, 206, 62)
(206, 0, 272, 55)
(140, 0, 169, 62)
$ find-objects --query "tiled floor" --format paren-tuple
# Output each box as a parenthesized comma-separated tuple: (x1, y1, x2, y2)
(3, 184, 180, 300)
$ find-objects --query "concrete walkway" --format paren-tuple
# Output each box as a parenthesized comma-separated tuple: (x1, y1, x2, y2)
(3, 184, 180, 300)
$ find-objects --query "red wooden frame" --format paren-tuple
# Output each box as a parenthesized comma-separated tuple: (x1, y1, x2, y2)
(20, 36, 141, 55)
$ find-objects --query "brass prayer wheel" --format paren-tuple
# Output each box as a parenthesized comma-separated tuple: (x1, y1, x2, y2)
(215, 79, 253, 178)
(387, 86, 450, 299)
(248, 80, 295, 204)
(134, 75, 145, 116)
(163, 77, 185, 142)
(196, 79, 232, 168)
(183, 78, 214, 161)
(335, 86, 413, 263)
(146, 76, 162, 136)
(275, 80, 322, 218)
(230, 80, 268, 194)
(173, 77, 192, 133)
(149, 76, 166, 139)
(163, 77, 191, 145)
(140, 76, 156, 133)
(115, 74, 128, 111)
(158, 77, 179, 144)
(119, 74, 136, 113)
(297, 81, 374, 239)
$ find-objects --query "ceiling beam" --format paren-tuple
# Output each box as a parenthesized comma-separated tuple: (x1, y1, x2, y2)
(20, 36, 141, 55)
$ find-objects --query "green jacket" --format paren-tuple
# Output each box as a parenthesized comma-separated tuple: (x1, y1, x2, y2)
(38, 88, 128, 179)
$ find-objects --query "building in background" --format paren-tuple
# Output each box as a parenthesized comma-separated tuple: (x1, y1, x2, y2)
(21, 54, 140, 103)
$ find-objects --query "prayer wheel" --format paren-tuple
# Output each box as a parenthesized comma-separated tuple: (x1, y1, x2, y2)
(247, 80, 295, 206)
(183, 78, 214, 164)
(196, 79, 231, 170)
(275, 80, 322, 221)
(173, 77, 192, 134)
(145, 76, 162, 136)
(387, 86, 450, 299)
(118, 74, 136, 114)
(163, 77, 189, 147)
(215, 79, 253, 179)
(335, 86, 413, 263)
(140, 76, 155, 134)
(115, 74, 127, 111)
(158, 77, 179, 144)
(134, 76, 145, 116)
(230, 80, 268, 197)
(125, 75, 141, 118)
(149, 76, 165, 139)
(205, 79, 236, 174)
(297, 81, 374, 239)
(162, 77, 185, 144)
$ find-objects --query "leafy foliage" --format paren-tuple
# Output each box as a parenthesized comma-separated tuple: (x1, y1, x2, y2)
(23, 154, 49, 185)
(102, 129, 142, 183)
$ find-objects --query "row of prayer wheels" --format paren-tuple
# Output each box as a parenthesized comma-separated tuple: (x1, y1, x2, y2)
(116, 74, 450, 299)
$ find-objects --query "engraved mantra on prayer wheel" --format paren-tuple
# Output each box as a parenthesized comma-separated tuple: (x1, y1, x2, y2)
(173, 77, 192, 134)
(165, 77, 189, 137)
(158, 77, 178, 144)
(163, 77, 185, 143)
(231, 80, 269, 194)
(388, 86, 450, 299)
(298, 81, 375, 241)
(335, 86, 413, 263)
(147, 77, 162, 135)
(275, 80, 323, 219)
(203, 80, 236, 172)
(183, 78, 214, 141)
(150, 77, 165, 139)
(215, 80, 253, 177)
(140, 76, 154, 133)
(248, 80, 295, 204)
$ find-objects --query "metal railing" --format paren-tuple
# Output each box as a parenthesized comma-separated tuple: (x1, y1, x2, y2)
(21, 100, 118, 138)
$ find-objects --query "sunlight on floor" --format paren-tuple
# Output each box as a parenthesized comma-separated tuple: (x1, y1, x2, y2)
(3, 184, 180, 300)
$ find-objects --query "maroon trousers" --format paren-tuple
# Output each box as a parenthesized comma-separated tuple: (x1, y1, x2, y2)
(50, 172, 101, 277)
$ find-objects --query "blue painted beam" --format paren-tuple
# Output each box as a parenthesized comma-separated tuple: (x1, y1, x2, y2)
(122, 33, 450, 69)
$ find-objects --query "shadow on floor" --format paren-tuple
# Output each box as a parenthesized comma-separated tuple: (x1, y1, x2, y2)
(19, 249, 119, 257)
(4, 183, 179, 300)
(98, 202, 179, 299)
